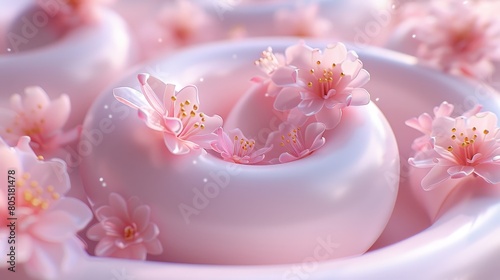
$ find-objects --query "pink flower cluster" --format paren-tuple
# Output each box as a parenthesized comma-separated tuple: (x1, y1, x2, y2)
(0, 136, 92, 279)
(407, 102, 500, 190)
(0, 86, 81, 153)
(114, 42, 371, 165)
(397, 0, 500, 80)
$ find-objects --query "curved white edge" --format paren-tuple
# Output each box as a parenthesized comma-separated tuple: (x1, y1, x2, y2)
(2, 195, 498, 280)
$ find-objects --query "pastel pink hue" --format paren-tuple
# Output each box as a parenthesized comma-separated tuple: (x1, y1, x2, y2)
(114, 73, 223, 155)
(210, 127, 271, 164)
(0, 136, 92, 279)
(87, 192, 163, 260)
(0, 86, 80, 152)
(36, 0, 114, 24)
(256, 42, 370, 129)
(274, 4, 331, 38)
(406, 102, 482, 152)
(400, 0, 500, 80)
(266, 122, 326, 163)
(409, 111, 500, 190)
(156, 0, 218, 49)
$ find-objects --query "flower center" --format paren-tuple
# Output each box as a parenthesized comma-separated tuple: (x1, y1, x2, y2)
(280, 127, 305, 156)
(233, 135, 255, 159)
(5, 108, 46, 144)
(307, 61, 345, 99)
(17, 171, 60, 210)
(447, 126, 489, 163)
(172, 96, 207, 138)
(123, 224, 137, 241)
(255, 47, 280, 75)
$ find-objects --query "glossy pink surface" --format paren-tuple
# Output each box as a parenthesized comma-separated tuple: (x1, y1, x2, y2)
(81, 39, 400, 265)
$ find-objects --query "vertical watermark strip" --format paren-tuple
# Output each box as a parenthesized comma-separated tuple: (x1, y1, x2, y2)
(6, 169, 17, 273)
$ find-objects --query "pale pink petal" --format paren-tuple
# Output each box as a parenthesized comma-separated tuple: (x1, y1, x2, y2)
(95, 237, 118, 257)
(163, 116, 183, 135)
(138, 73, 165, 115)
(26, 241, 66, 280)
(95, 205, 113, 221)
(298, 98, 324, 116)
(447, 165, 475, 179)
(349, 88, 371, 106)
(285, 42, 314, 69)
(108, 193, 130, 221)
(322, 43, 348, 65)
(144, 239, 163, 255)
(140, 223, 160, 242)
(274, 87, 302, 111)
(341, 51, 362, 77)
(304, 122, 326, 151)
(434, 102, 454, 118)
(279, 152, 300, 163)
(22, 86, 51, 113)
(315, 106, 342, 130)
(43, 94, 71, 133)
(271, 67, 298, 86)
(349, 69, 370, 88)
(133, 205, 151, 232)
(164, 133, 192, 155)
(31, 211, 79, 242)
(421, 164, 452, 190)
(175, 85, 200, 108)
(87, 224, 107, 241)
(474, 163, 500, 184)
(113, 87, 149, 111)
(51, 197, 92, 229)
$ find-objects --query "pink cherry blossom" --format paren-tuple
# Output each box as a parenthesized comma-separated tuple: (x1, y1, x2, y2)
(266, 122, 326, 163)
(157, 0, 218, 48)
(210, 127, 272, 164)
(406, 101, 482, 152)
(256, 42, 371, 129)
(86, 192, 163, 260)
(274, 4, 331, 38)
(400, 0, 500, 80)
(0, 136, 92, 279)
(409, 111, 500, 190)
(0, 86, 80, 153)
(114, 73, 223, 155)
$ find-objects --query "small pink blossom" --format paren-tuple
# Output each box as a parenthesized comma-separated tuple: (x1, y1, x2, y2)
(406, 101, 482, 152)
(255, 42, 370, 129)
(0, 86, 80, 153)
(274, 4, 331, 38)
(409, 111, 500, 190)
(400, 0, 500, 80)
(156, 0, 218, 48)
(0, 136, 92, 279)
(87, 192, 163, 260)
(266, 122, 326, 163)
(114, 73, 223, 155)
(210, 127, 271, 164)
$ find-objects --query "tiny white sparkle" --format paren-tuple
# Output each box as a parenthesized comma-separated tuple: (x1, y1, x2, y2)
(104, 105, 109, 109)
(108, 114, 113, 118)
(203, 178, 208, 183)
(199, 77, 204, 82)
(99, 177, 104, 182)
(102, 182, 107, 187)
(264, 93, 269, 97)
(193, 160, 197, 164)
(411, 34, 416, 39)
(375, 97, 380, 102)
(158, 38, 163, 43)
(391, 4, 396, 9)
(6, 48, 11, 52)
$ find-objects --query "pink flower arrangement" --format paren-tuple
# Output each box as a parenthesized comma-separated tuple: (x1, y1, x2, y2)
(273, 4, 331, 38)
(398, 0, 500, 80)
(0, 86, 80, 153)
(210, 127, 271, 164)
(114, 73, 223, 155)
(408, 106, 500, 190)
(406, 102, 482, 152)
(255, 42, 371, 129)
(0, 136, 92, 279)
(86, 192, 163, 260)
(266, 122, 326, 163)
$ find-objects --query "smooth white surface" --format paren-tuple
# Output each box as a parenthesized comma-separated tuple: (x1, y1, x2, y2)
(80, 39, 400, 265)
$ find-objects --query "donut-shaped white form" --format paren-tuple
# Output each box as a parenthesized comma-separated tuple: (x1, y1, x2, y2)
(80, 39, 400, 265)
(3, 40, 500, 279)
(0, 6, 133, 128)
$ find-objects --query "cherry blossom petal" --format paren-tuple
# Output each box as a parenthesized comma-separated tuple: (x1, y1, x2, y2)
(474, 163, 500, 184)
(144, 239, 163, 255)
(271, 66, 298, 86)
(447, 165, 475, 179)
(274, 87, 302, 111)
(298, 98, 324, 116)
(349, 88, 371, 106)
(304, 122, 326, 151)
(421, 164, 453, 191)
(132, 205, 151, 232)
(87, 224, 106, 240)
(315, 106, 342, 130)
